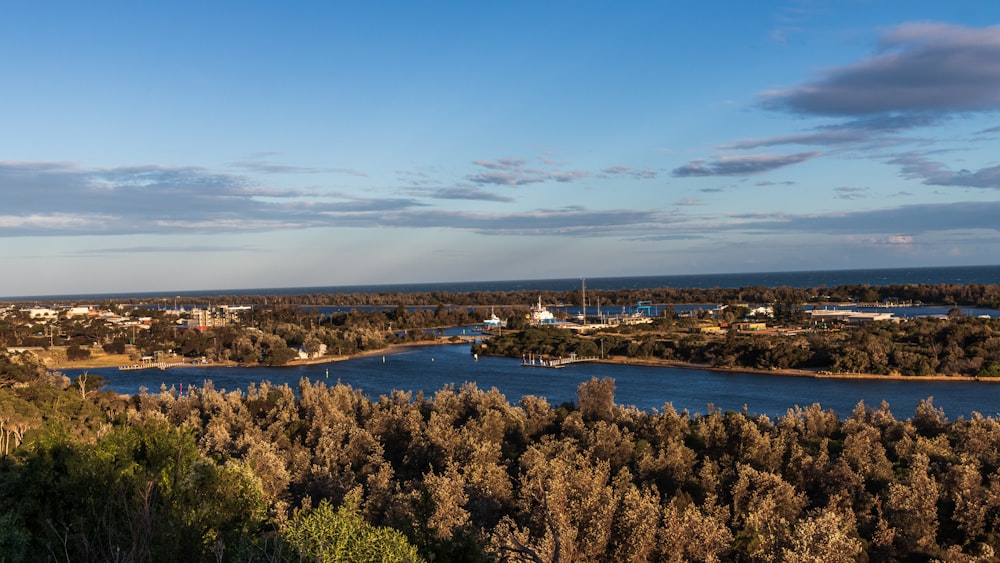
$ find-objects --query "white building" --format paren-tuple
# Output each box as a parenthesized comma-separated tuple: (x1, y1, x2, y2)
(807, 309, 895, 324)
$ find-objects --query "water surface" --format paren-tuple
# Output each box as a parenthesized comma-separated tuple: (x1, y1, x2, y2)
(66, 339, 1000, 421)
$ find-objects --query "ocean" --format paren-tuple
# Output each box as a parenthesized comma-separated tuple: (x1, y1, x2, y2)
(11, 264, 1000, 301)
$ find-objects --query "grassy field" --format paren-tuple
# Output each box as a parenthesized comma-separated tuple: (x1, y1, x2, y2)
(32, 349, 134, 370)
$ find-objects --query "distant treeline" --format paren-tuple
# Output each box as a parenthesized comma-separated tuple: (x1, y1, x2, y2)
(22, 282, 1000, 309)
(483, 316, 1000, 378)
(0, 303, 484, 357)
(6, 288, 1000, 377)
(2, 355, 999, 561)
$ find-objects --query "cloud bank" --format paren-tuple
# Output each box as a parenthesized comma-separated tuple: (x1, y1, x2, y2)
(7, 156, 995, 243)
(762, 23, 1000, 117)
(891, 154, 1000, 189)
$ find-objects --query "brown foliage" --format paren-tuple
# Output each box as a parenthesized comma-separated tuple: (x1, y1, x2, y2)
(15, 371, 1000, 561)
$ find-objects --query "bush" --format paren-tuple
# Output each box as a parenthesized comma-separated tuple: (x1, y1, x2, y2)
(65, 344, 91, 361)
(976, 362, 1000, 378)
(282, 490, 423, 563)
(103, 340, 127, 354)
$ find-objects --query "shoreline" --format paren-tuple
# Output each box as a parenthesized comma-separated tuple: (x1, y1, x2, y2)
(599, 356, 993, 383)
(42, 337, 464, 371)
(42, 338, 997, 383)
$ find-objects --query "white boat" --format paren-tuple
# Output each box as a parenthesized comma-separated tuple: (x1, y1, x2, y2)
(530, 297, 557, 325)
(483, 308, 506, 329)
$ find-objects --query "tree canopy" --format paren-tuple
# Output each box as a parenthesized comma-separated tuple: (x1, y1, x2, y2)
(2, 362, 1000, 561)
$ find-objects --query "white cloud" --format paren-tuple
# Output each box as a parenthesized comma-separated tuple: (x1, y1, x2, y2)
(466, 157, 590, 186)
(0, 214, 111, 229)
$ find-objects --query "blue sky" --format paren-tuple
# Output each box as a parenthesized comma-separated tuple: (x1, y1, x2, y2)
(3, 1, 1000, 297)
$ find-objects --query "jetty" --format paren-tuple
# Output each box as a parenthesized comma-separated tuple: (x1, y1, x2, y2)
(521, 353, 600, 369)
(119, 361, 188, 371)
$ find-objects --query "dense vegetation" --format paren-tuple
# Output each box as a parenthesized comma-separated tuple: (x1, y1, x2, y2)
(481, 315, 1000, 378)
(0, 304, 482, 363)
(3, 283, 1000, 560)
(3, 350, 1000, 561)
(4, 282, 1000, 377)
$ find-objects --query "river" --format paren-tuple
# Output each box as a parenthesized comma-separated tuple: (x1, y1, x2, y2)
(63, 329, 999, 421)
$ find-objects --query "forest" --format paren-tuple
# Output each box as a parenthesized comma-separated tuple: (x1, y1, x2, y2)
(479, 314, 1000, 378)
(2, 350, 1000, 561)
(3, 283, 1000, 561)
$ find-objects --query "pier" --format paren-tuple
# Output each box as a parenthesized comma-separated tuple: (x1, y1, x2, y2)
(521, 353, 600, 369)
(848, 301, 919, 308)
(119, 361, 189, 371)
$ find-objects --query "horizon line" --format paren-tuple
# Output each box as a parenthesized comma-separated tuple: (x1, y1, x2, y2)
(3, 263, 998, 302)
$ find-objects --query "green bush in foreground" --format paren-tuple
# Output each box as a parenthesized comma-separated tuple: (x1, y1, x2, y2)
(282, 489, 424, 563)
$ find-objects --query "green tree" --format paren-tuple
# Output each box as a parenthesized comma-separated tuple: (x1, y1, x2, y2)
(0, 419, 267, 562)
(0, 511, 29, 562)
(260, 333, 297, 366)
(73, 371, 107, 399)
(65, 343, 91, 361)
(282, 489, 424, 563)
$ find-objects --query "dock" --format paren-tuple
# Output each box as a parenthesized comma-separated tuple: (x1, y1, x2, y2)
(119, 361, 189, 371)
(521, 353, 600, 369)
